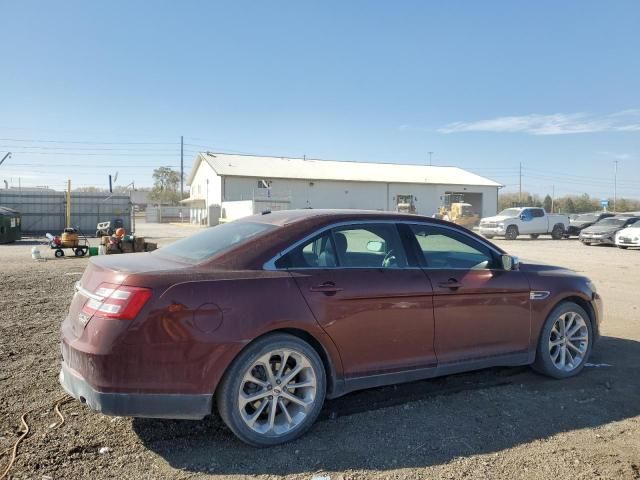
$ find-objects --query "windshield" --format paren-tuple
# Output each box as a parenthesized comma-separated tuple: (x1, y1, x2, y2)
(497, 208, 522, 217)
(595, 218, 626, 227)
(573, 214, 597, 223)
(154, 221, 277, 263)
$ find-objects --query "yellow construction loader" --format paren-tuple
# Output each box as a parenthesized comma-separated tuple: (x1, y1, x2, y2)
(438, 202, 480, 228)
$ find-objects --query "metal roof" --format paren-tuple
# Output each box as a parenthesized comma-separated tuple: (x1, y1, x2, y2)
(188, 152, 501, 187)
(0, 206, 19, 216)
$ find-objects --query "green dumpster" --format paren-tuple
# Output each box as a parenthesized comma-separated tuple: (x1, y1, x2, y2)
(0, 207, 21, 244)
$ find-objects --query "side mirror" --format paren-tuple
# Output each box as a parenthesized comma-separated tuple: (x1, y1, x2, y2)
(501, 254, 519, 271)
(367, 240, 384, 252)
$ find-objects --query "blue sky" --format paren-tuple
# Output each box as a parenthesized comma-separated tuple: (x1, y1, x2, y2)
(0, 1, 638, 198)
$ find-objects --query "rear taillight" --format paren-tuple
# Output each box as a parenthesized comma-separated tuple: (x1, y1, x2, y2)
(82, 282, 152, 320)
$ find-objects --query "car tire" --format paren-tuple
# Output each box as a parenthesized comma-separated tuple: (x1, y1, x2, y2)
(529, 234, 540, 239)
(54, 249, 64, 258)
(216, 333, 326, 447)
(618, 245, 628, 249)
(532, 301, 593, 379)
(551, 224, 564, 240)
(484, 235, 494, 239)
(505, 225, 518, 240)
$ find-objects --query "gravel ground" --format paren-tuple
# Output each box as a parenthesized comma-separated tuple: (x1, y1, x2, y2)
(1, 224, 639, 480)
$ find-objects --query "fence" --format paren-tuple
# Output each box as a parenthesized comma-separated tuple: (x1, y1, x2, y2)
(0, 190, 132, 235)
(145, 206, 188, 223)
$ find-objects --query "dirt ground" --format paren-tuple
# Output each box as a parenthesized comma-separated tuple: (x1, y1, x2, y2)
(1, 223, 639, 480)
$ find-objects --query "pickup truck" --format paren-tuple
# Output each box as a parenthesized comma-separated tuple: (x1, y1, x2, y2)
(478, 207, 569, 240)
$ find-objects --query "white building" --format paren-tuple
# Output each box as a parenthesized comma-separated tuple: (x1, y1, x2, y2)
(182, 152, 502, 225)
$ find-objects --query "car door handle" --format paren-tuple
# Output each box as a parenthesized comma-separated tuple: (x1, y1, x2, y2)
(309, 282, 343, 295)
(438, 278, 462, 289)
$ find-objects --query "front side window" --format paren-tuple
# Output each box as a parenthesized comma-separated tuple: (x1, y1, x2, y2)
(532, 208, 545, 218)
(409, 224, 494, 270)
(275, 223, 408, 269)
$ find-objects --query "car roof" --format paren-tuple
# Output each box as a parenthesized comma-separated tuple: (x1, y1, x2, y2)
(239, 209, 439, 227)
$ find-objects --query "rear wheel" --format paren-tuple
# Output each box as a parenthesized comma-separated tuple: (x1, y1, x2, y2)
(533, 302, 592, 379)
(551, 224, 564, 240)
(505, 225, 519, 240)
(217, 333, 326, 447)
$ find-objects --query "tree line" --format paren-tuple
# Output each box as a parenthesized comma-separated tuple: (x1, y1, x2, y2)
(499, 192, 640, 214)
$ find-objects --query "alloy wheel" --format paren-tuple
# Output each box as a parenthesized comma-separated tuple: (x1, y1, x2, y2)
(548, 311, 589, 372)
(238, 348, 317, 436)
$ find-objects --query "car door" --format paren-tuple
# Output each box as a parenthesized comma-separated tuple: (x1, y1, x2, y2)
(518, 208, 535, 234)
(274, 222, 436, 377)
(530, 208, 547, 232)
(403, 223, 531, 365)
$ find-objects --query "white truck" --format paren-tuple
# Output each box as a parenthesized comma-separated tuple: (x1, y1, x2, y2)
(479, 207, 569, 240)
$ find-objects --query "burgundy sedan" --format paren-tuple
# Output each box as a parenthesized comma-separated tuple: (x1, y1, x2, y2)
(60, 210, 602, 446)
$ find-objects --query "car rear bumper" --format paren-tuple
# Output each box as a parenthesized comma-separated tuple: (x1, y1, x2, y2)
(59, 362, 212, 420)
(580, 236, 614, 245)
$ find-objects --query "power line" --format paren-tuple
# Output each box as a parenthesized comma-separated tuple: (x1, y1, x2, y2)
(0, 137, 177, 145)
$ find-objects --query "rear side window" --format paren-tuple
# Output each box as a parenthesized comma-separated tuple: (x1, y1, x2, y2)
(154, 221, 276, 263)
(275, 232, 335, 268)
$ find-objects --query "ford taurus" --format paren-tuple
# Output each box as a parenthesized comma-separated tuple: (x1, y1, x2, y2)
(60, 210, 602, 446)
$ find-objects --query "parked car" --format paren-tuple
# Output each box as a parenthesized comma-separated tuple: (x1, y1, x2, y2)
(579, 215, 640, 246)
(615, 222, 640, 249)
(479, 207, 569, 240)
(565, 212, 615, 237)
(60, 209, 602, 446)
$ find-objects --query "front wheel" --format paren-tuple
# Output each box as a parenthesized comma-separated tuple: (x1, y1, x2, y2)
(216, 333, 326, 447)
(505, 225, 519, 240)
(551, 224, 564, 240)
(532, 302, 592, 379)
(54, 249, 64, 258)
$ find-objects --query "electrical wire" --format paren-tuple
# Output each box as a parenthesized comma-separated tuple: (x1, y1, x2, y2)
(0, 395, 71, 480)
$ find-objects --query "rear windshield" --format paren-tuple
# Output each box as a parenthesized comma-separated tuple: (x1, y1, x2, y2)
(595, 218, 626, 226)
(153, 221, 276, 263)
(573, 214, 597, 222)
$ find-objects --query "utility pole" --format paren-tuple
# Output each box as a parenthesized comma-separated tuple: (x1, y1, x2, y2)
(551, 184, 555, 213)
(66, 179, 72, 228)
(428, 152, 433, 166)
(519, 162, 522, 206)
(180, 136, 184, 200)
(614, 160, 618, 213)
